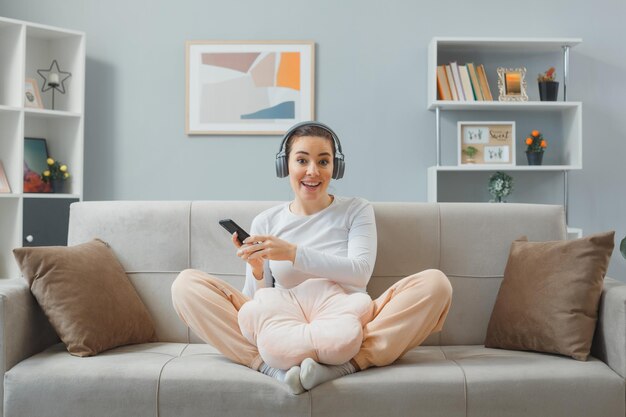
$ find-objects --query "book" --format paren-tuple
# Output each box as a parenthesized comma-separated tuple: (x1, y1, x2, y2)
(449, 62, 465, 101)
(436, 65, 452, 100)
(458, 65, 476, 101)
(445, 65, 459, 101)
(477, 64, 493, 101)
(466, 63, 484, 101)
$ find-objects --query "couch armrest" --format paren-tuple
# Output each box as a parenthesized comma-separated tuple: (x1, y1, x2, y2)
(0, 278, 59, 372)
(592, 277, 626, 378)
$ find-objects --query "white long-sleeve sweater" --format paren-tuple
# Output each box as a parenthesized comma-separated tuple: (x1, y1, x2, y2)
(242, 196, 377, 298)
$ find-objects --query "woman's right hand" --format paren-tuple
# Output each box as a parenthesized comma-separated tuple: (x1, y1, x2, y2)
(232, 232, 264, 279)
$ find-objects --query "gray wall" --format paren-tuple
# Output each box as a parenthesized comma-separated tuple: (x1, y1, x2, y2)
(2, 0, 625, 280)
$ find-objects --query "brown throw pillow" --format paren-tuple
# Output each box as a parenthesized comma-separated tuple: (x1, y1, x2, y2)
(13, 239, 157, 356)
(484, 231, 614, 361)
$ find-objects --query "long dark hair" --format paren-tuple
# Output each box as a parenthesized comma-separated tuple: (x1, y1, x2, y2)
(285, 125, 335, 159)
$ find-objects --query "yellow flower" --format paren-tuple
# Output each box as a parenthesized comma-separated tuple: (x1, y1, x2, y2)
(47, 158, 54, 165)
(60, 165, 67, 172)
(63, 172, 70, 179)
(43, 170, 50, 177)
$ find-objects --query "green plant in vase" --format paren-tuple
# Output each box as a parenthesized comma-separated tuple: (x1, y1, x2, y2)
(42, 158, 71, 193)
(462, 146, 479, 163)
(488, 171, 513, 203)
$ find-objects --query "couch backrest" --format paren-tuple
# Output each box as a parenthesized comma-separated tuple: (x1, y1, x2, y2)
(67, 201, 566, 346)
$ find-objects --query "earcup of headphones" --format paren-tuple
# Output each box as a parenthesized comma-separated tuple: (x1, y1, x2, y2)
(275, 155, 289, 178)
(332, 156, 345, 180)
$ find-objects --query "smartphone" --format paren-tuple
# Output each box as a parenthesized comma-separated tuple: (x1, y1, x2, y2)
(218, 219, 251, 245)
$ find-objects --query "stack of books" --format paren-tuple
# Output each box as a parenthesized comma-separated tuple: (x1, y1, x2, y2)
(436, 63, 493, 101)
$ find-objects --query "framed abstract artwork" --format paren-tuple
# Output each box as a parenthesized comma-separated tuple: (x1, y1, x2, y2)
(186, 40, 315, 135)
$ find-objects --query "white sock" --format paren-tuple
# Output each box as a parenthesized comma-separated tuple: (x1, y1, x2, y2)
(300, 358, 357, 390)
(259, 362, 305, 395)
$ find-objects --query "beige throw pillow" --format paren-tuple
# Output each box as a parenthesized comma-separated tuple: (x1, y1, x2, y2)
(484, 231, 614, 361)
(13, 239, 157, 356)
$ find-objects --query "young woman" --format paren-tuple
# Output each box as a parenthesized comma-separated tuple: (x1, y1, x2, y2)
(171, 122, 452, 395)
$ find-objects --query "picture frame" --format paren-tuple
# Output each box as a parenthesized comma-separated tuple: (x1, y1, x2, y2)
(23, 137, 52, 193)
(24, 78, 44, 109)
(497, 67, 528, 102)
(458, 122, 516, 166)
(186, 40, 315, 135)
(0, 161, 11, 193)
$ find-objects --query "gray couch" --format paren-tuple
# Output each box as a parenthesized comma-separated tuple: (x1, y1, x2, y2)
(1, 201, 625, 417)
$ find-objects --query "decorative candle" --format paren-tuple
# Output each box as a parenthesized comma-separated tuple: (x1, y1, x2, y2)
(49, 73, 59, 85)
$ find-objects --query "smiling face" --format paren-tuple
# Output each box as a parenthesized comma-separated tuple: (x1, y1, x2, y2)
(287, 135, 335, 211)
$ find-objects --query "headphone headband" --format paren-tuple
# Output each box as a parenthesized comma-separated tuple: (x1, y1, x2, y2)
(275, 121, 345, 179)
(276, 121, 343, 156)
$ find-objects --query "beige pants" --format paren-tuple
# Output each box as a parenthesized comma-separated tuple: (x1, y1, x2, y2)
(171, 269, 452, 371)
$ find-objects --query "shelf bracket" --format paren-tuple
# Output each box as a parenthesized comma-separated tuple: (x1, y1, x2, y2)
(563, 170, 569, 224)
(436, 106, 441, 166)
(562, 45, 570, 101)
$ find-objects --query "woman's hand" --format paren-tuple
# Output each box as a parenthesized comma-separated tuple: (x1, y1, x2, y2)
(236, 234, 297, 264)
(231, 232, 264, 279)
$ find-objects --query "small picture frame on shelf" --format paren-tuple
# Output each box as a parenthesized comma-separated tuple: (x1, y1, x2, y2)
(24, 78, 44, 109)
(23, 137, 52, 193)
(497, 67, 528, 102)
(458, 122, 516, 166)
(0, 161, 11, 193)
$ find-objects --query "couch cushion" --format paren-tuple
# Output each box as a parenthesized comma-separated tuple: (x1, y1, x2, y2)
(12, 239, 157, 356)
(4, 343, 184, 417)
(310, 346, 466, 417)
(442, 346, 624, 417)
(158, 344, 310, 417)
(68, 201, 191, 272)
(485, 232, 615, 360)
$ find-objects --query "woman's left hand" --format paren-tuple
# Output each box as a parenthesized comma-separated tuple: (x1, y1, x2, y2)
(236, 235, 297, 264)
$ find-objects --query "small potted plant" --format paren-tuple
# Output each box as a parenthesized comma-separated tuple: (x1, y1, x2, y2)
(525, 130, 548, 165)
(462, 146, 479, 163)
(41, 157, 70, 193)
(488, 171, 513, 203)
(538, 67, 559, 101)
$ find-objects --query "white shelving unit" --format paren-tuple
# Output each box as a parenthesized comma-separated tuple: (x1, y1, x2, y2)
(427, 37, 582, 238)
(0, 16, 85, 278)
